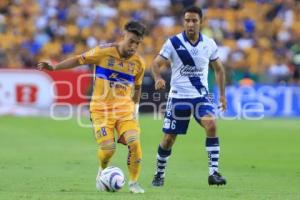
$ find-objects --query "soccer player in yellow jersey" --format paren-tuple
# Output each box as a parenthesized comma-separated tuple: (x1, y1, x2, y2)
(37, 21, 146, 193)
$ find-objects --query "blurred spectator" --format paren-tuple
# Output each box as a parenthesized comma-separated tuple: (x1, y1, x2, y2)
(239, 73, 255, 86)
(293, 68, 300, 84)
(0, 48, 7, 68)
(290, 38, 300, 68)
(268, 56, 290, 83)
(0, 0, 299, 84)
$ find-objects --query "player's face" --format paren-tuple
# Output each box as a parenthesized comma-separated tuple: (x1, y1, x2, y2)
(121, 31, 143, 58)
(184, 12, 201, 37)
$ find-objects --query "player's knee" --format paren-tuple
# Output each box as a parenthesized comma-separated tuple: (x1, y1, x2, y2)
(99, 141, 116, 160)
(99, 140, 116, 150)
(204, 120, 216, 135)
(162, 135, 176, 149)
(128, 139, 141, 153)
(126, 134, 139, 145)
(127, 138, 142, 160)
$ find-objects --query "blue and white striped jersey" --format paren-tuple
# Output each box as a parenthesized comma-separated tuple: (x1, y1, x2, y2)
(159, 32, 219, 98)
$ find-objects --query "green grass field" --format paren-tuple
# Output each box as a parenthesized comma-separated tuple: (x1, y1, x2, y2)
(0, 116, 299, 200)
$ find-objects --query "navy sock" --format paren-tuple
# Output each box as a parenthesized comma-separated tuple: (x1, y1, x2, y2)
(206, 137, 220, 175)
(155, 145, 171, 177)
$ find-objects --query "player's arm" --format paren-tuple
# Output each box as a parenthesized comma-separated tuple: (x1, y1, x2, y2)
(150, 55, 170, 90)
(37, 46, 101, 71)
(132, 84, 142, 119)
(37, 56, 81, 71)
(210, 59, 227, 111)
(132, 58, 146, 117)
(132, 85, 142, 104)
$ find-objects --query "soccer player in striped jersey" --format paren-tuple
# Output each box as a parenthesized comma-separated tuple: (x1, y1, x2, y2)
(37, 21, 146, 193)
(151, 6, 227, 186)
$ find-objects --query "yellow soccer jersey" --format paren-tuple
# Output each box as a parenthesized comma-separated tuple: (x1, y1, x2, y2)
(78, 45, 145, 112)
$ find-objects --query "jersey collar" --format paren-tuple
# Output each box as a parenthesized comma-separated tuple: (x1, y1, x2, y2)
(182, 31, 203, 47)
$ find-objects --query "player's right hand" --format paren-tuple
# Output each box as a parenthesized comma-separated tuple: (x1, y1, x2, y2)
(37, 61, 55, 71)
(155, 78, 166, 90)
(219, 95, 227, 112)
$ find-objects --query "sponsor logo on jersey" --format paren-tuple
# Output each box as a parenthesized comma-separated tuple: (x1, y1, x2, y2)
(176, 45, 186, 51)
(109, 81, 127, 90)
(180, 65, 203, 77)
(191, 48, 198, 56)
(109, 73, 119, 79)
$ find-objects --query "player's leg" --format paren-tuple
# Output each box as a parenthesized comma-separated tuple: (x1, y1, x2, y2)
(194, 97, 226, 185)
(152, 98, 192, 186)
(91, 113, 116, 190)
(94, 134, 116, 190)
(122, 130, 142, 183)
(97, 137, 116, 169)
(92, 123, 116, 170)
(201, 117, 226, 185)
(117, 120, 144, 193)
(152, 133, 176, 186)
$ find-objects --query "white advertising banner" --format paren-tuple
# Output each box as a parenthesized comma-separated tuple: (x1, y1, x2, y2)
(0, 70, 55, 109)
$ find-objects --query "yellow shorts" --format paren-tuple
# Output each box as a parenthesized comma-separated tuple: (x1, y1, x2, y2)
(90, 110, 140, 145)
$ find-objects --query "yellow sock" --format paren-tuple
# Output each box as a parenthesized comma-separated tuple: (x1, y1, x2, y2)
(127, 140, 142, 182)
(97, 148, 115, 169)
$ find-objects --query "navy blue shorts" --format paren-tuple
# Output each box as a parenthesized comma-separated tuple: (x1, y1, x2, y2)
(162, 96, 215, 134)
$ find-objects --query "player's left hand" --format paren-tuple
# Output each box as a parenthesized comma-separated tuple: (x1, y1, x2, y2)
(219, 95, 227, 112)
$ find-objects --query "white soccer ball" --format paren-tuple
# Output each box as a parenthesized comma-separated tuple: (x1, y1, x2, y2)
(96, 166, 125, 192)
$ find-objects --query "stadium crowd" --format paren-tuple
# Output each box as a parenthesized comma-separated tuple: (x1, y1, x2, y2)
(0, 0, 300, 84)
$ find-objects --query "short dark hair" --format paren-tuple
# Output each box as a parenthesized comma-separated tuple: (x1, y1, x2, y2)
(124, 21, 146, 37)
(183, 6, 203, 19)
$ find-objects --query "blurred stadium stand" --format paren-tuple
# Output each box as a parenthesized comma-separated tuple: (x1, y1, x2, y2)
(0, 0, 300, 84)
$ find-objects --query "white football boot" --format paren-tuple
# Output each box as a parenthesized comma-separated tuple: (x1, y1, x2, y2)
(95, 168, 103, 191)
(128, 181, 145, 194)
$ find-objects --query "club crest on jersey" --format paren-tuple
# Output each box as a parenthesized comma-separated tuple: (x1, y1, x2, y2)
(128, 62, 135, 73)
(180, 65, 203, 77)
(107, 57, 115, 67)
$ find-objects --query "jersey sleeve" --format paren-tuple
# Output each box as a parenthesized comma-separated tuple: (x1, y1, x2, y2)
(135, 58, 146, 86)
(159, 39, 173, 60)
(209, 39, 219, 61)
(78, 46, 102, 65)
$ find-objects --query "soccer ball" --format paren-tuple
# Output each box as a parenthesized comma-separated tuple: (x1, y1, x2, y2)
(96, 166, 125, 192)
